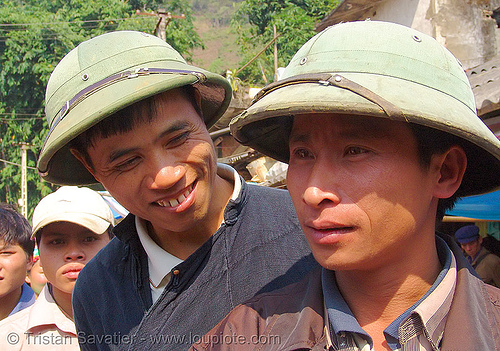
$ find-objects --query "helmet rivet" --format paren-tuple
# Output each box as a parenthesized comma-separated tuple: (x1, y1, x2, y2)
(300, 57, 307, 65)
(412, 35, 421, 42)
(81, 73, 89, 81)
(334, 75, 342, 82)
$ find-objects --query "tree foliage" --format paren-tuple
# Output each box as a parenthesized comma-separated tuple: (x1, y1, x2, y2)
(0, 0, 202, 220)
(233, 0, 340, 85)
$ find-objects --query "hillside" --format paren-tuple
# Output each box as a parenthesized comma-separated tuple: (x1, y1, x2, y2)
(189, 0, 244, 74)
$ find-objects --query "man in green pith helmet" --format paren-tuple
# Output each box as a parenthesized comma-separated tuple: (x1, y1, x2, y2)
(191, 21, 500, 350)
(37, 31, 317, 351)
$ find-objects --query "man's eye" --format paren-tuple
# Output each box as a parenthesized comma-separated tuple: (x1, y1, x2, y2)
(345, 146, 368, 156)
(167, 132, 189, 148)
(291, 148, 312, 159)
(49, 239, 64, 245)
(84, 236, 97, 243)
(115, 157, 140, 171)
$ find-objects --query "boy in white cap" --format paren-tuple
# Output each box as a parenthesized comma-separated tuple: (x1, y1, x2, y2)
(0, 186, 114, 350)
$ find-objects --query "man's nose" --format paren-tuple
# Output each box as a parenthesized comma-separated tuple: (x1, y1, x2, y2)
(145, 164, 186, 190)
(65, 243, 85, 261)
(303, 185, 342, 208)
(302, 161, 342, 208)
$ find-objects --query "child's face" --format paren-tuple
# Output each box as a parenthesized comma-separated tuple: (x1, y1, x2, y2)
(38, 222, 110, 295)
(26, 260, 47, 296)
(0, 240, 31, 300)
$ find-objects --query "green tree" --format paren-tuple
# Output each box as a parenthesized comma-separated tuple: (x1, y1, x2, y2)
(0, 0, 202, 220)
(233, 0, 340, 85)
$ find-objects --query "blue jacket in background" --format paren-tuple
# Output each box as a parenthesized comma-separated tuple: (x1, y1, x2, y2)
(73, 181, 317, 351)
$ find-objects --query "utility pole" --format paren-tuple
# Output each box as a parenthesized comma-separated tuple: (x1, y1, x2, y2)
(19, 143, 28, 218)
(273, 24, 278, 81)
(135, 9, 185, 41)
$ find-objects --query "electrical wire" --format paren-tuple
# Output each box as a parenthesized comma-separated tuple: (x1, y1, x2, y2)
(0, 157, 37, 170)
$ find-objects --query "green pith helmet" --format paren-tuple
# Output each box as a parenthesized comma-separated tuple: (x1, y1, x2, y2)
(230, 21, 500, 197)
(38, 30, 232, 185)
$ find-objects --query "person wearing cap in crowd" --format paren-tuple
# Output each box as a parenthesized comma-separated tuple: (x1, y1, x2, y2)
(191, 21, 500, 350)
(455, 224, 500, 288)
(36, 31, 316, 350)
(0, 204, 35, 321)
(25, 244, 47, 298)
(0, 186, 114, 350)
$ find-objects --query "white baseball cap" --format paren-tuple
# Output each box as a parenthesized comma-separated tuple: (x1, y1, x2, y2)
(32, 186, 114, 239)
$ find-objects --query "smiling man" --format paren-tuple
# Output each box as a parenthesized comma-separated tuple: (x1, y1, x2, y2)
(192, 21, 500, 350)
(36, 31, 316, 351)
(0, 186, 113, 350)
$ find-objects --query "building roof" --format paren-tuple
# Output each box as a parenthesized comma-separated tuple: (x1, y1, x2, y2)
(467, 55, 500, 118)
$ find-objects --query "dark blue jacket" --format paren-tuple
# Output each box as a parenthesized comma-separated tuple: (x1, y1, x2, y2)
(73, 181, 317, 351)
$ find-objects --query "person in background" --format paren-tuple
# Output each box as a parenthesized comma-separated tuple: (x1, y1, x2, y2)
(0, 186, 114, 350)
(455, 224, 500, 287)
(25, 245, 47, 297)
(193, 21, 500, 350)
(36, 30, 316, 351)
(0, 203, 35, 320)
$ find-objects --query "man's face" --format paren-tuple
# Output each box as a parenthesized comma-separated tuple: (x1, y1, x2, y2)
(460, 238, 482, 258)
(82, 89, 221, 239)
(287, 114, 441, 272)
(0, 240, 31, 299)
(38, 222, 110, 295)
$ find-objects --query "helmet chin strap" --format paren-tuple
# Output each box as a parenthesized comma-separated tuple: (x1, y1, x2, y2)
(253, 72, 407, 122)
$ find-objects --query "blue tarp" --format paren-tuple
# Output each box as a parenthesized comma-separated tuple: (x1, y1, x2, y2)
(446, 190, 500, 221)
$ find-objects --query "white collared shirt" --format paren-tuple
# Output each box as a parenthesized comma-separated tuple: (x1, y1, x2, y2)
(0, 284, 78, 350)
(136, 163, 241, 303)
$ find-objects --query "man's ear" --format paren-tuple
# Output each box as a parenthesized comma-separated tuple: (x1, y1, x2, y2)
(432, 145, 467, 199)
(70, 148, 100, 182)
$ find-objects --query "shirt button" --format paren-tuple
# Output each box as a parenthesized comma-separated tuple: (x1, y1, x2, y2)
(173, 269, 180, 275)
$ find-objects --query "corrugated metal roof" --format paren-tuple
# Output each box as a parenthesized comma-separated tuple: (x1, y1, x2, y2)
(467, 55, 500, 117)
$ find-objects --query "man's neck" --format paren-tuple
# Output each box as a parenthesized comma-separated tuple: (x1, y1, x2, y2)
(0, 286, 22, 320)
(334, 239, 441, 350)
(49, 284, 73, 320)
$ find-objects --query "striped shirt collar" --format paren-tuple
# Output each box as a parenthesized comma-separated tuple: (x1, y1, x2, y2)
(323, 236, 456, 350)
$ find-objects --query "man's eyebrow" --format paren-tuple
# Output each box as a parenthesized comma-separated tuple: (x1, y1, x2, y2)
(289, 133, 310, 144)
(108, 147, 140, 163)
(108, 121, 191, 163)
(153, 121, 191, 144)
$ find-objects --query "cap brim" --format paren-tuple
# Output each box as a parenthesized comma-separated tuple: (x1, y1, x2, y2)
(38, 62, 231, 185)
(231, 73, 500, 196)
(31, 212, 112, 239)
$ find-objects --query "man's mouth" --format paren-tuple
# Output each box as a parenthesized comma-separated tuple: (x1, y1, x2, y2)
(62, 266, 83, 279)
(156, 184, 194, 208)
(316, 226, 354, 234)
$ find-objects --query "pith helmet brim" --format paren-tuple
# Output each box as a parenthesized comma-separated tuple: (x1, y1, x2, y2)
(38, 31, 232, 185)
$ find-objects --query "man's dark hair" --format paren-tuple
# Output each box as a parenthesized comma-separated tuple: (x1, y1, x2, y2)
(69, 85, 204, 169)
(0, 203, 34, 258)
(408, 123, 466, 222)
